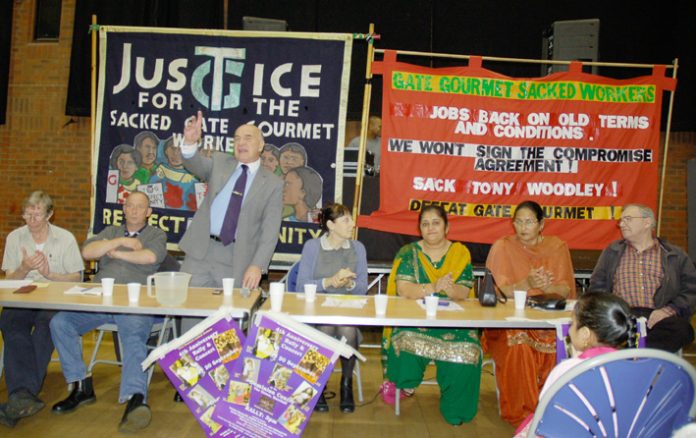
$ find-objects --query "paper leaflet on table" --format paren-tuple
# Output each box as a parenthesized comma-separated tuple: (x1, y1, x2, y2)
(321, 296, 368, 309)
(142, 309, 363, 437)
(0, 279, 34, 289)
(210, 311, 363, 437)
(415, 299, 464, 312)
(64, 285, 103, 296)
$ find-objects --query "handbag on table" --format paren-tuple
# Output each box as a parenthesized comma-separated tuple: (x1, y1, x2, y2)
(527, 293, 567, 310)
(478, 268, 507, 307)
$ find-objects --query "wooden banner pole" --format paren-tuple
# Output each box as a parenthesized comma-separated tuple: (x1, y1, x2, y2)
(351, 23, 376, 239)
(90, 15, 97, 172)
(657, 58, 679, 236)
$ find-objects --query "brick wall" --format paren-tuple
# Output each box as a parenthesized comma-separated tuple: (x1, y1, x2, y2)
(658, 131, 696, 248)
(1, 1, 695, 264)
(1, 0, 92, 257)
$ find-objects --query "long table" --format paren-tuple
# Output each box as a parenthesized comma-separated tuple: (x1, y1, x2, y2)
(270, 260, 594, 295)
(258, 292, 570, 328)
(0, 281, 261, 319)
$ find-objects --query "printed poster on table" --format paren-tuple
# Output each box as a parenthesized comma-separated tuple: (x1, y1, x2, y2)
(211, 313, 337, 437)
(91, 26, 353, 257)
(359, 52, 677, 249)
(156, 317, 245, 437)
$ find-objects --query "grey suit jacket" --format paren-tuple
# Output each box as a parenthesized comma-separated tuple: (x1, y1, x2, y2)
(180, 151, 283, 281)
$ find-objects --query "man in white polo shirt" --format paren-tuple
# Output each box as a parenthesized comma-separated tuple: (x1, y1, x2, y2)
(0, 191, 83, 428)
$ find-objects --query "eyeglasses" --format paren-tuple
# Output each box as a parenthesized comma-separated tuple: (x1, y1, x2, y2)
(618, 216, 646, 224)
(513, 219, 538, 227)
(22, 213, 46, 220)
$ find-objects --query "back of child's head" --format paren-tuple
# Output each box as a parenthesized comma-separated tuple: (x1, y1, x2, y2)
(574, 292, 637, 348)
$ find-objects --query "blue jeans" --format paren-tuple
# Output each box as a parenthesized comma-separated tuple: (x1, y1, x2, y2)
(0, 308, 55, 396)
(50, 311, 155, 403)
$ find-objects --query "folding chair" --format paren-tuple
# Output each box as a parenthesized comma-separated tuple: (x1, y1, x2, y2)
(528, 348, 696, 437)
(87, 316, 177, 385)
(86, 253, 181, 385)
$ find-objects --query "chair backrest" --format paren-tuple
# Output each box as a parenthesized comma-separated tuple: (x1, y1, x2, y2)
(158, 253, 181, 272)
(287, 261, 300, 292)
(529, 348, 696, 438)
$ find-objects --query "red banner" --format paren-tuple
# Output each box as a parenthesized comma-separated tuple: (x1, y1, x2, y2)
(359, 52, 676, 249)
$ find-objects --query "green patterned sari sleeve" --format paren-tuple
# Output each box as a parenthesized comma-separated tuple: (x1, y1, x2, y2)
(455, 263, 474, 288)
(394, 243, 419, 284)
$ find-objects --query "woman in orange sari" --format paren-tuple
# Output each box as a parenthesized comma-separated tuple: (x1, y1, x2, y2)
(484, 200, 576, 426)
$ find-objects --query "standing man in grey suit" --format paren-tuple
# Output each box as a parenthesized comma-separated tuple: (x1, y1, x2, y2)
(178, 111, 283, 289)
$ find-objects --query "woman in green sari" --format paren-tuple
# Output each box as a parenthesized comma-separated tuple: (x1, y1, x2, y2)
(383, 205, 482, 425)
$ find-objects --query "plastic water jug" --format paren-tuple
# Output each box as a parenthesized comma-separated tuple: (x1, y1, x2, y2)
(146, 272, 191, 306)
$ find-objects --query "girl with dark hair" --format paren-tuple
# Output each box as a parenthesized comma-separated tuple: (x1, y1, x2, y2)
(484, 200, 576, 426)
(296, 203, 368, 413)
(514, 293, 637, 437)
(571, 292, 638, 350)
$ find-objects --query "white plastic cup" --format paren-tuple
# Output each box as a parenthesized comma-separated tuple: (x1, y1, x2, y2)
(425, 295, 439, 317)
(514, 290, 527, 310)
(222, 278, 235, 297)
(269, 282, 285, 312)
(221, 294, 233, 308)
(101, 278, 115, 296)
(127, 282, 141, 303)
(374, 294, 388, 316)
(304, 284, 317, 303)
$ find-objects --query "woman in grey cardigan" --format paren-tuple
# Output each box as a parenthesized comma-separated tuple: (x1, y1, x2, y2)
(296, 203, 368, 413)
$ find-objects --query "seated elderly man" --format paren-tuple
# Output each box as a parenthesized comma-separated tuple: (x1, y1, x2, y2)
(0, 191, 83, 428)
(590, 203, 696, 352)
(50, 191, 166, 433)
